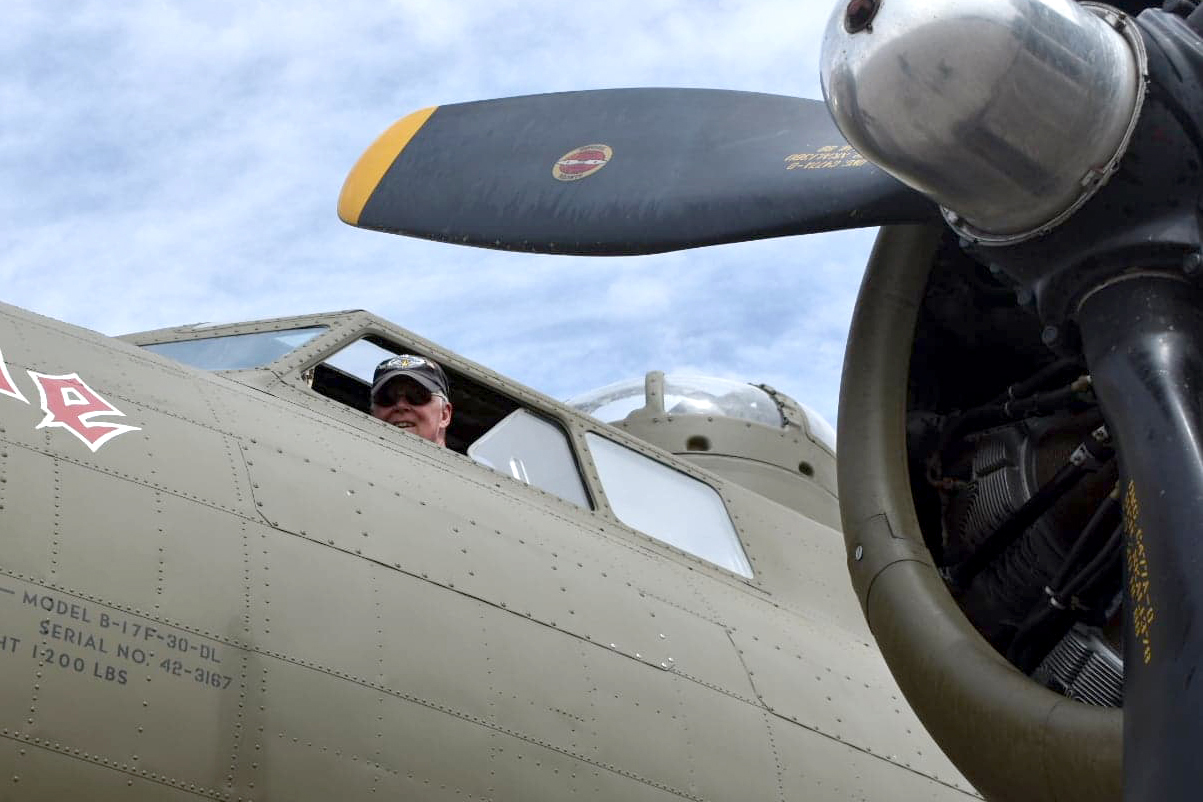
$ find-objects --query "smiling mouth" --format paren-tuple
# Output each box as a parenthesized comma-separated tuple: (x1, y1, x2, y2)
(392, 420, 415, 429)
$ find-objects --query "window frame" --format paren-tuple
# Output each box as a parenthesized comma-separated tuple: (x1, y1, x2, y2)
(127, 310, 757, 583)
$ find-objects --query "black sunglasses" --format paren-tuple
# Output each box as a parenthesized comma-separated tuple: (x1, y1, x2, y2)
(372, 380, 438, 408)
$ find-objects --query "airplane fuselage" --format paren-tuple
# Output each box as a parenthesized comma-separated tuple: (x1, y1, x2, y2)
(0, 303, 975, 801)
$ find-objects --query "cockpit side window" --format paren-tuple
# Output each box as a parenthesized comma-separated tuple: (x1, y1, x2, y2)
(585, 432, 752, 577)
(309, 336, 591, 509)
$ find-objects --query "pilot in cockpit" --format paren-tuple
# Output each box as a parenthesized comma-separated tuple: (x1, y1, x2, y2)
(369, 355, 453, 447)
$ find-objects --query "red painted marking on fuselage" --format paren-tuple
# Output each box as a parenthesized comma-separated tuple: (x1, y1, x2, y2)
(27, 372, 140, 452)
(0, 348, 28, 404)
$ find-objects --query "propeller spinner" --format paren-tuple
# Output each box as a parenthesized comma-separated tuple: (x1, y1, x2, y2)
(820, 0, 1147, 246)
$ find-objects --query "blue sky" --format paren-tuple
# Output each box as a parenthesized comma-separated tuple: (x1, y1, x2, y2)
(2, 0, 880, 426)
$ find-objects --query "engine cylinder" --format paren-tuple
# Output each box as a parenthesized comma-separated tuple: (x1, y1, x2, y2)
(838, 224, 1120, 801)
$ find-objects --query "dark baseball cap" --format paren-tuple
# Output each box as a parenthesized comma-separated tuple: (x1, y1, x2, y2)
(371, 354, 450, 399)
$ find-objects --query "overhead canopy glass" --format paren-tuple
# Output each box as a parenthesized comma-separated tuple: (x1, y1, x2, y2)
(568, 374, 784, 428)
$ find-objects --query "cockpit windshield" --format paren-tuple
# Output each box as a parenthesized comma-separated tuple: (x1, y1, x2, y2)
(140, 326, 327, 370)
(568, 374, 785, 428)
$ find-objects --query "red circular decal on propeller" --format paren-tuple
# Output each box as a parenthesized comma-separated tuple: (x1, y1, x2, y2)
(553, 144, 612, 181)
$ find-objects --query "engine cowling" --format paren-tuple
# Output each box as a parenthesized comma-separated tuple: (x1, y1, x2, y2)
(837, 224, 1121, 802)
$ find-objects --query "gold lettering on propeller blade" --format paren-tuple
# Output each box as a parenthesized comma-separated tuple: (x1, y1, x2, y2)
(1123, 480, 1155, 664)
(784, 145, 867, 171)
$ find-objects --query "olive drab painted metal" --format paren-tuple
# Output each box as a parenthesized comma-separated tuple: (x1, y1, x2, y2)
(0, 303, 977, 799)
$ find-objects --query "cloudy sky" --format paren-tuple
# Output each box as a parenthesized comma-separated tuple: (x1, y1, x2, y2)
(2, 0, 881, 426)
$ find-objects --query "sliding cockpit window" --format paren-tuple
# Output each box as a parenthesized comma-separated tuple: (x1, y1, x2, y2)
(310, 336, 591, 510)
(467, 409, 591, 508)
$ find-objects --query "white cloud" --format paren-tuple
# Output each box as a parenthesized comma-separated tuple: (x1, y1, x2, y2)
(2, 0, 880, 425)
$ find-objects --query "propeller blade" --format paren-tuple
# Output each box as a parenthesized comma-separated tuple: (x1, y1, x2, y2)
(338, 89, 935, 255)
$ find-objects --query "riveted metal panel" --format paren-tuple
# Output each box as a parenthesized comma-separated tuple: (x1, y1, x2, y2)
(1, 575, 244, 796)
(373, 565, 498, 726)
(482, 632, 596, 752)
(244, 440, 757, 699)
(483, 733, 687, 802)
(245, 527, 381, 681)
(125, 407, 249, 517)
(0, 736, 208, 802)
(5, 459, 252, 645)
(30, 460, 164, 603)
(0, 444, 57, 582)
(150, 497, 252, 640)
(2, 412, 247, 535)
(722, 481, 870, 635)
(770, 716, 981, 801)
(258, 670, 395, 799)
(642, 675, 782, 801)
(250, 657, 641, 802)
(0, 631, 33, 741)
(372, 556, 755, 793)
(430, 502, 752, 690)
(729, 621, 968, 789)
(239, 432, 480, 541)
(0, 434, 263, 798)
(383, 634, 593, 798)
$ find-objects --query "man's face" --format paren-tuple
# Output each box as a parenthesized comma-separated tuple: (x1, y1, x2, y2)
(370, 376, 452, 446)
